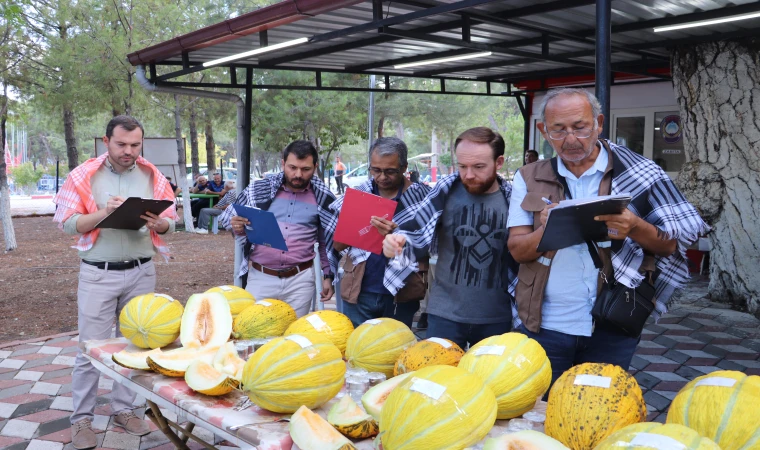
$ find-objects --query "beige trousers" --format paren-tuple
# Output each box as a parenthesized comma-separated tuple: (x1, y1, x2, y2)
(245, 265, 315, 318)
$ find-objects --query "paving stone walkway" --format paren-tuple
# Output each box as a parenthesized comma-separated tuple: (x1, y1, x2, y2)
(0, 276, 758, 449)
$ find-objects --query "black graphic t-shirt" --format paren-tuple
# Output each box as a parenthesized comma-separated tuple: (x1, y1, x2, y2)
(427, 182, 511, 324)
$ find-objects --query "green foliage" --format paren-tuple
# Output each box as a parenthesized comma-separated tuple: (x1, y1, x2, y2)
(9, 162, 43, 189)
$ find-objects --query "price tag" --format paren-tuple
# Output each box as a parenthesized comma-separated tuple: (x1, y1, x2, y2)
(285, 335, 313, 349)
(365, 319, 383, 325)
(409, 379, 446, 401)
(154, 294, 175, 302)
(427, 338, 452, 348)
(219, 285, 234, 292)
(256, 301, 272, 307)
(574, 375, 612, 388)
(473, 346, 505, 356)
(306, 314, 328, 330)
(629, 433, 687, 449)
(696, 377, 736, 388)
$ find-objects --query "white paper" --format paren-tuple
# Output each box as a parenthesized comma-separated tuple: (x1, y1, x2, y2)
(696, 377, 737, 388)
(285, 335, 313, 349)
(154, 293, 175, 302)
(629, 433, 687, 449)
(256, 301, 272, 307)
(365, 319, 383, 325)
(219, 285, 234, 292)
(306, 314, 327, 330)
(473, 345, 506, 356)
(409, 378, 447, 401)
(426, 337, 452, 348)
(574, 375, 612, 388)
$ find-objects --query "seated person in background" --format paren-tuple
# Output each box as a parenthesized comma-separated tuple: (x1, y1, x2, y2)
(192, 174, 230, 219)
(524, 149, 539, 165)
(206, 172, 225, 195)
(196, 181, 237, 234)
(189, 175, 208, 224)
(166, 176, 180, 196)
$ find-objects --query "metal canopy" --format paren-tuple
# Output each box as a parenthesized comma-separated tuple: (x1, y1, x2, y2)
(129, 0, 760, 94)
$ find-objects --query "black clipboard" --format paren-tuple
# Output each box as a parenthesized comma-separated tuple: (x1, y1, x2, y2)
(536, 195, 632, 252)
(96, 197, 174, 230)
(233, 204, 289, 251)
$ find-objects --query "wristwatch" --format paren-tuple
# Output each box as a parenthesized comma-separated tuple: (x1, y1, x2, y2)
(323, 273, 335, 281)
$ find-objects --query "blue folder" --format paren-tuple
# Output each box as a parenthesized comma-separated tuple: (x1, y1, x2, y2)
(233, 204, 288, 252)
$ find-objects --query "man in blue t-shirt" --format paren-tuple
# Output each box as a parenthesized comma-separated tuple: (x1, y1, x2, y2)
(191, 172, 227, 219)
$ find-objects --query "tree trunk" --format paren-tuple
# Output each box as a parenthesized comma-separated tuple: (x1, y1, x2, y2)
(205, 120, 216, 173)
(0, 91, 18, 251)
(395, 121, 404, 140)
(672, 38, 760, 317)
(189, 102, 200, 179)
(377, 116, 385, 138)
(175, 95, 194, 232)
(63, 105, 78, 170)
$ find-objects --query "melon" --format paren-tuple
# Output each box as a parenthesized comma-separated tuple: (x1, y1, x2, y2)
(393, 337, 464, 376)
(146, 345, 219, 377)
(205, 285, 255, 317)
(232, 299, 296, 339)
(241, 334, 345, 413)
(546, 363, 646, 450)
(179, 292, 233, 348)
(458, 332, 552, 419)
(112, 348, 163, 371)
(345, 318, 417, 377)
(666, 370, 760, 450)
(380, 365, 497, 450)
(594, 422, 721, 450)
(328, 394, 379, 439)
(212, 342, 246, 382)
(484, 430, 569, 450)
(284, 311, 354, 356)
(119, 293, 183, 349)
(184, 360, 239, 396)
(289, 405, 357, 450)
(362, 372, 415, 420)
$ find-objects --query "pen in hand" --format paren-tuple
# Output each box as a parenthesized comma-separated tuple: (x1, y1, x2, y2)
(541, 197, 553, 205)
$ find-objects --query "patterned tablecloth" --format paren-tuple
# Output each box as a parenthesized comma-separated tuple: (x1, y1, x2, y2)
(83, 338, 539, 450)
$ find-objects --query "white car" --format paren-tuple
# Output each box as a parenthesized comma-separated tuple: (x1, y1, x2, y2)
(342, 164, 369, 189)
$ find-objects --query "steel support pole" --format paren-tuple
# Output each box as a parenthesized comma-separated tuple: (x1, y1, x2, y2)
(595, 0, 612, 139)
(368, 74, 376, 151)
(242, 68, 253, 189)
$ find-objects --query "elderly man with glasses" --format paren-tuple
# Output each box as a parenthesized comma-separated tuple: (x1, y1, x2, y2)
(507, 88, 707, 390)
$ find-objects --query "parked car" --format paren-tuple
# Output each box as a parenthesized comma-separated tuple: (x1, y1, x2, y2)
(342, 164, 369, 189)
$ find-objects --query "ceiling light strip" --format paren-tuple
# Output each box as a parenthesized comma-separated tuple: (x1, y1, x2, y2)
(654, 11, 760, 32)
(395, 51, 492, 69)
(203, 37, 310, 67)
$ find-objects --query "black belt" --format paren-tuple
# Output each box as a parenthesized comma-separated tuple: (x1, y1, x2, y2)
(82, 257, 152, 271)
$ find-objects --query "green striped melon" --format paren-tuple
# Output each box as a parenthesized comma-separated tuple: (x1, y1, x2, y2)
(458, 332, 551, 419)
(205, 285, 255, 317)
(232, 299, 296, 339)
(119, 293, 183, 349)
(594, 423, 721, 450)
(345, 318, 417, 377)
(666, 371, 760, 450)
(241, 334, 345, 413)
(380, 365, 497, 450)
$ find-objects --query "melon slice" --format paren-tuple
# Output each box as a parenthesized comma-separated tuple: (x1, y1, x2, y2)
(483, 430, 569, 450)
(289, 405, 357, 450)
(328, 395, 379, 439)
(179, 293, 233, 349)
(361, 372, 414, 420)
(212, 342, 245, 382)
(112, 348, 163, 371)
(147, 345, 219, 377)
(185, 360, 239, 396)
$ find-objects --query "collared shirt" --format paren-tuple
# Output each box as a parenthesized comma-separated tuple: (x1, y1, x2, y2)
(207, 180, 225, 193)
(507, 144, 609, 336)
(249, 184, 330, 274)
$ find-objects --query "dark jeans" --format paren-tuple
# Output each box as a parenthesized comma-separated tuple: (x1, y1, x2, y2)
(191, 198, 211, 218)
(427, 314, 512, 350)
(335, 175, 344, 194)
(516, 323, 640, 393)
(342, 292, 419, 329)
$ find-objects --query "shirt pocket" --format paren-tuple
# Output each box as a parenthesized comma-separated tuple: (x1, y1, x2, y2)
(521, 192, 553, 212)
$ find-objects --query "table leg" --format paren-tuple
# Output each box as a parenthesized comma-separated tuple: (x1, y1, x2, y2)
(180, 422, 195, 444)
(144, 400, 191, 450)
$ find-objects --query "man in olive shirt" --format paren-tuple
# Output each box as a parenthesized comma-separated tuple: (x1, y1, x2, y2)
(53, 116, 177, 449)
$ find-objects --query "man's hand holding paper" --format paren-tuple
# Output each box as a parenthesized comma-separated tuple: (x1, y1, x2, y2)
(595, 208, 641, 240)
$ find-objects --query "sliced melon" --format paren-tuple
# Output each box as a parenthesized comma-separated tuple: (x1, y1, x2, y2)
(361, 372, 414, 420)
(289, 405, 357, 450)
(179, 292, 233, 349)
(212, 342, 245, 382)
(146, 345, 219, 377)
(112, 348, 163, 371)
(328, 395, 379, 439)
(185, 360, 239, 396)
(483, 430, 569, 450)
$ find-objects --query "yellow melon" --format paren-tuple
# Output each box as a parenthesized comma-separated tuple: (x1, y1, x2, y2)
(241, 334, 345, 413)
(594, 422, 721, 450)
(666, 370, 760, 450)
(112, 348, 163, 371)
(546, 363, 646, 450)
(290, 405, 356, 450)
(361, 372, 415, 421)
(146, 345, 219, 377)
(380, 365, 497, 450)
(284, 311, 354, 356)
(458, 332, 551, 419)
(484, 430, 569, 450)
(345, 318, 417, 377)
(212, 342, 245, 382)
(119, 293, 183, 349)
(184, 360, 239, 396)
(393, 337, 464, 376)
(205, 285, 255, 317)
(179, 292, 233, 348)
(328, 395, 379, 439)
(232, 299, 296, 339)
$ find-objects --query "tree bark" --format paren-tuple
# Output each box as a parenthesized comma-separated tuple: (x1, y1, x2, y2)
(377, 116, 385, 138)
(672, 38, 760, 317)
(175, 95, 194, 232)
(205, 120, 216, 173)
(189, 102, 199, 179)
(63, 105, 78, 171)
(0, 89, 18, 251)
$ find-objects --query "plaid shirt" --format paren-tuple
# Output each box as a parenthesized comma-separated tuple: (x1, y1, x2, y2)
(52, 153, 178, 260)
(215, 190, 237, 210)
(219, 173, 336, 278)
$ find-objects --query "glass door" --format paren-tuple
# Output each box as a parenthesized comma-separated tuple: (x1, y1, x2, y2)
(612, 115, 646, 156)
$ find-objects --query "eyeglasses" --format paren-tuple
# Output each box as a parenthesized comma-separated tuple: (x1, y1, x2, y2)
(546, 126, 595, 140)
(369, 167, 402, 177)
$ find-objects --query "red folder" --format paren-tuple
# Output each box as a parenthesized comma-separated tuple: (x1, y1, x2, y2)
(334, 188, 398, 255)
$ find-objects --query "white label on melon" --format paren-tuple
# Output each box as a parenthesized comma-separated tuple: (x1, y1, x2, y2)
(574, 375, 612, 388)
(256, 301, 272, 307)
(695, 377, 737, 388)
(153, 293, 175, 302)
(285, 335, 313, 349)
(365, 319, 383, 325)
(473, 345, 505, 356)
(629, 433, 687, 449)
(306, 314, 328, 330)
(220, 285, 234, 292)
(426, 338, 452, 348)
(409, 378, 446, 401)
